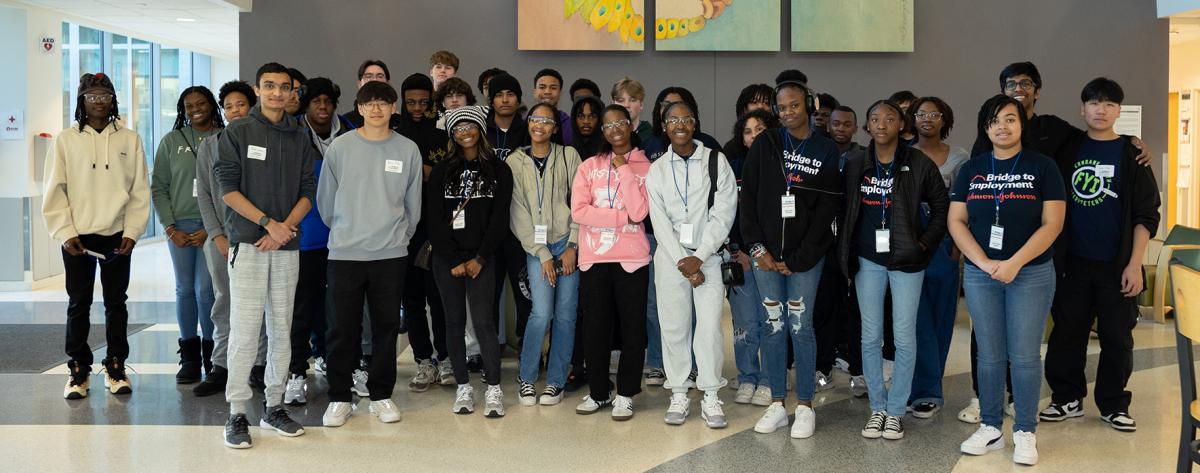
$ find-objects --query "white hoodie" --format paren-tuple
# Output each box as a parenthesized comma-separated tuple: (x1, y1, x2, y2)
(646, 140, 737, 264)
(42, 121, 151, 242)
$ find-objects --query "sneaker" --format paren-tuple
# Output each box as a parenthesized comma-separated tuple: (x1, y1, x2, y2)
(1101, 412, 1137, 432)
(283, 374, 307, 406)
(754, 403, 789, 434)
(102, 358, 131, 395)
(958, 398, 982, 424)
(437, 361, 455, 386)
(259, 405, 304, 437)
(518, 381, 537, 407)
(664, 393, 690, 425)
(369, 399, 401, 423)
(576, 395, 611, 415)
(1039, 399, 1084, 421)
(700, 395, 727, 429)
(791, 405, 816, 439)
(466, 354, 483, 373)
(409, 360, 436, 392)
(322, 401, 353, 427)
(224, 414, 252, 449)
(63, 361, 89, 400)
(960, 424, 1005, 455)
(484, 385, 505, 418)
(750, 385, 772, 406)
(815, 371, 834, 392)
(313, 357, 327, 375)
(861, 411, 886, 439)
(192, 366, 227, 397)
(453, 384, 475, 414)
(612, 395, 634, 421)
(834, 357, 850, 374)
(351, 369, 370, 397)
(248, 365, 266, 391)
(849, 375, 868, 398)
(645, 368, 666, 387)
(539, 385, 565, 406)
(911, 401, 940, 419)
(1012, 430, 1038, 466)
(734, 383, 755, 404)
(882, 415, 904, 440)
(685, 370, 698, 389)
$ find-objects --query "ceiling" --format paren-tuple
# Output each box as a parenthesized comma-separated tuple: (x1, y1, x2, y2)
(13, 0, 245, 58)
(1171, 8, 1200, 45)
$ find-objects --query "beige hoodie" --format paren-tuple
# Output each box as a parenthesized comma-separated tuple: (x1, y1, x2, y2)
(507, 144, 581, 263)
(42, 121, 151, 242)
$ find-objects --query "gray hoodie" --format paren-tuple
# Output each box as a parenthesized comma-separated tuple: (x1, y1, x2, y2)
(214, 106, 318, 250)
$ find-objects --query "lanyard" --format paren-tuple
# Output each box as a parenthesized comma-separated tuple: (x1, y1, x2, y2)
(670, 151, 692, 212)
(780, 129, 810, 191)
(875, 157, 893, 229)
(606, 153, 622, 209)
(179, 128, 200, 159)
(532, 146, 550, 213)
(989, 150, 1023, 226)
(494, 128, 507, 156)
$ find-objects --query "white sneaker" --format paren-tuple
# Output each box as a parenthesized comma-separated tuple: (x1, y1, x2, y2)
(453, 384, 475, 414)
(351, 369, 370, 398)
(322, 401, 353, 427)
(612, 395, 634, 421)
(754, 403, 789, 434)
(734, 383, 755, 404)
(409, 360, 436, 392)
(814, 371, 834, 392)
(437, 361, 455, 385)
(369, 399, 401, 423)
(959, 424, 1005, 455)
(1012, 430, 1038, 466)
(664, 393, 690, 425)
(313, 357, 327, 375)
(750, 385, 772, 406)
(849, 375, 868, 398)
(484, 385, 505, 418)
(834, 357, 850, 374)
(958, 398, 982, 424)
(791, 405, 816, 439)
(576, 395, 611, 415)
(701, 395, 727, 429)
(63, 370, 89, 400)
(283, 374, 307, 405)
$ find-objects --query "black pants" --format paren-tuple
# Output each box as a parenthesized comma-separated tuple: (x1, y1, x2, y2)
(1045, 255, 1137, 414)
(326, 257, 405, 402)
(814, 254, 843, 375)
(494, 233, 533, 340)
(64, 233, 131, 368)
(404, 246, 447, 362)
(434, 256, 501, 385)
(581, 263, 648, 400)
(290, 248, 329, 375)
(836, 282, 864, 376)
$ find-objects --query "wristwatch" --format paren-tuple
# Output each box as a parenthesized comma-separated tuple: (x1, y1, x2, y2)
(567, 242, 579, 250)
(258, 215, 270, 227)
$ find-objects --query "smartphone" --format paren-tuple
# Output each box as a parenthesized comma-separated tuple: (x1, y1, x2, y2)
(83, 248, 106, 260)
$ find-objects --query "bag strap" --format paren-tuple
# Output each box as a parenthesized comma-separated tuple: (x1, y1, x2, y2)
(707, 147, 719, 210)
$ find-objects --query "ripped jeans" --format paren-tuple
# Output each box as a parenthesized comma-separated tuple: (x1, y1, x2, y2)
(753, 257, 824, 401)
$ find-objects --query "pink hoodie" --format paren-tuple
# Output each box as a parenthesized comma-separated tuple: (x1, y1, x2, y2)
(571, 149, 651, 272)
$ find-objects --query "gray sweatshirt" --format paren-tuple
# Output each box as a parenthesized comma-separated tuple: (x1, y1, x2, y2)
(646, 140, 738, 264)
(317, 130, 423, 261)
(195, 129, 227, 238)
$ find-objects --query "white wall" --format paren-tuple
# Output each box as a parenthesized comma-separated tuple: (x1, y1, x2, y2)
(1170, 38, 1200, 91)
(212, 55, 239, 89)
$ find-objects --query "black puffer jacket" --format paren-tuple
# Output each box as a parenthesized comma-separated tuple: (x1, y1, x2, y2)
(838, 144, 949, 277)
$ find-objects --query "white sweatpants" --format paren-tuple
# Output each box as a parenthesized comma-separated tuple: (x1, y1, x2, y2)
(654, 250, 726, 394)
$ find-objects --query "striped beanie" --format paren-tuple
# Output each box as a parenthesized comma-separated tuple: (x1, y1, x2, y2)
(444, 105, 488, 137)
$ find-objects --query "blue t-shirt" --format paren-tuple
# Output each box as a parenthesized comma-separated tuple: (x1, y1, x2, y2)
(951, 151, 1066, 266)
(1067, 136, 1124, 262)
(855, 159, 895, 266)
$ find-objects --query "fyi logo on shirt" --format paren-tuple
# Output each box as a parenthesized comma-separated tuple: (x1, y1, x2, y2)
(1070, 159, 1117, 207)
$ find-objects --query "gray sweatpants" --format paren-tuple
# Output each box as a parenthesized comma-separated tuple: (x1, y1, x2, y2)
(204, 239, 268, 369)
(225, 244, 299, 414)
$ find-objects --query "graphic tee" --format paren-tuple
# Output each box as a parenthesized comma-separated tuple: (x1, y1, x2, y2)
(951, 151, 1066, 266)
(855, 160, 894, 266)
(1067, 136, 1123, 262)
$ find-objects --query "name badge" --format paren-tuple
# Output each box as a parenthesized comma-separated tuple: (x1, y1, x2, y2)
(781, 193, 796, 218)
(600, 228, 616, 246)
(192, 179, 198, 198)
(534, 224, 548, 244)
(875, 229, 890, 253)
(453, 210, 466, 230)
(385, 159, 403, 173)
(679, 223, 694, 246)
(989, 225, 1004, 250)
(247, 145, 266, 161)
(1095, 164, 1115, 178)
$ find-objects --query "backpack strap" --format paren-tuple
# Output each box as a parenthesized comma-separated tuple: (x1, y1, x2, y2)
(707, 147, 719, 210)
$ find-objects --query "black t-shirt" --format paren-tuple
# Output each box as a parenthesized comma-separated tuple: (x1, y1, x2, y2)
(1067, 136, 1124, 262)
(855, 159, 895, 265)
(951, 150, 1066, 266)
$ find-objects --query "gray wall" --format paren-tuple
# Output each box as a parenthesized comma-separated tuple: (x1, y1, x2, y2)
(240, 0, 1168, 168)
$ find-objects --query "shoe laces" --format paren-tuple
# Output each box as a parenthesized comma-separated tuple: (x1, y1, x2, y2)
(866, 411, 886, 430)
(1013, 430, 1036, 446)
(613, 396, 633, 410)
(669, 395, 689, 412)
(884, 415, 902, 431)
(485, 387, 503, 404)
(287, 375, 305, 388)
(519, 382, 536, 397)
(542, 385, 562, 397)
(229, 414, 250, 434)
(264, 406, 293, 425)
(972, 424, 1002, 440)
(353, 370, 368, 384)
(455, 385, 473, 402)
(103, 359, 129, 381)
(703, 397, 724, 413)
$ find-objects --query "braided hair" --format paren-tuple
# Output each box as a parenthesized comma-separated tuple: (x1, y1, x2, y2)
(171, 86, 224, 131)
(74, 73, 121, 132)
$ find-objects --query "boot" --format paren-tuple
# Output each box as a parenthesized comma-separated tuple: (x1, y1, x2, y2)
(176, 337, 202, 384)
(201, 339, 214, 375)
(193, 365, 227, 397)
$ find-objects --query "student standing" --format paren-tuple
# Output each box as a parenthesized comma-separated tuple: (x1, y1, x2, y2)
(532, 69, 574, 144)
(611, 77, 653, 143)
(46, 72, 150, 400)
(570, 95, 605, 160)
(429, 50, 460, 91)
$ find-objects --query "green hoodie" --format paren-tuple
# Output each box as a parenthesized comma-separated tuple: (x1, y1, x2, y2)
(151, 126, 217, 227)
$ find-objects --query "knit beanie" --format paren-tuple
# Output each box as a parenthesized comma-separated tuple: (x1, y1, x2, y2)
(444, 105, 488, 136)
(487, 73, 522, 104)
(401, 73, 434, 96)
(78, 72, 116, 96)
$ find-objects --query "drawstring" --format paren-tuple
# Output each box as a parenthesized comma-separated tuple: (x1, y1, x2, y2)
(230, 243, 240, 268)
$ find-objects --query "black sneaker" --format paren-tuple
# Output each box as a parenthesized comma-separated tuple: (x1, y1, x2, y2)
(518, 381, 537, 406)
(1101, 412, 1137, 432)
(911, 401, 941, 419)
(1039, 399, 1084, 421)
(224, 414, 252, 449)
(882, 415, 905, 440)
(466, 354, 483, 373)
(259, 405, 305, 437)
(248, 365, 266, 391)
(193, 366, 227, 397)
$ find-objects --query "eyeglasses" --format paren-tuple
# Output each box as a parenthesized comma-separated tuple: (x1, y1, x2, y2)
(451, 124, 477, 134)
(1004, 79, 1036, 92)
(361, 101, 390, 111)
(83, 94, 113, 104)
(601, 119, 631, 131)
(527, 116, 556, 126)
(914, 111, 943, 120)
(404, 99, 431, 107)
(664, 116, 696, 127)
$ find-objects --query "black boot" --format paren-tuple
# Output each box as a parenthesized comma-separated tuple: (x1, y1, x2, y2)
(193, 365, 227, 397)
(249, 365, 266, 391)
(201, 339, 214, 375)
(176, 337, 202, 384)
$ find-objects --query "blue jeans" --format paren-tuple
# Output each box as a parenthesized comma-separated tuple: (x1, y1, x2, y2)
(519, 238, 579, 388)
(963, 260, 1055, 433)
(645, 234, 662, 370)
(910, 236, 961, 406)
(168, 218, 215, 340)
(729, 260, 766, 385)
(855, 257, 923, 416)
(754, 257, 823, 401)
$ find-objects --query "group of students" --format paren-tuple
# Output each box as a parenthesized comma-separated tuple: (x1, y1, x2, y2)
(42, 49, 1160, 466)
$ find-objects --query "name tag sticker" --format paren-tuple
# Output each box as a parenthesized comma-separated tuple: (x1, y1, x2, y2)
(875, 229, 890, 253)
(679, 223, 694, 246)
(534, 224, 548, 244)
(385, 159, 403, 173)
(989, 225, 1005, 250)
(453, 211, 466, 230)
(247, 145, 266, 161)
(192, 179, 198, 197)
(781, 193, 796, 218)
(1095, 164, 1115, 178)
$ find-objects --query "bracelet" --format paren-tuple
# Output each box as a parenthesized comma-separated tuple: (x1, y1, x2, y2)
(750, 243, 767, 259)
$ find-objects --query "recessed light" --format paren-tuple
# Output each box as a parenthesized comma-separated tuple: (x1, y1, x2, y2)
(176, 18, 196, 22)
